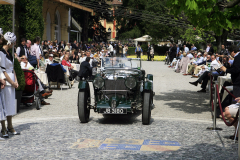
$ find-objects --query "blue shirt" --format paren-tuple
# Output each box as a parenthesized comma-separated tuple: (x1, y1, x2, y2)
(191, 46, 197, 51)
(50, 63, 66, 73)
(177, 47, 179, 55)
(193, 56, 204, 65)
(135, 47, 143, 52)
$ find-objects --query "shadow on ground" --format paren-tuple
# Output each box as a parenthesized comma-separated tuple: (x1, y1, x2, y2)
(95, 110, 154, 125)
(154, 89, 210, 114)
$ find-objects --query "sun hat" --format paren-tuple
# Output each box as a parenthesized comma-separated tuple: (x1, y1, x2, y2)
(4, 32, 16, 45)
(49, 54, 53, 57)
(53, 57, 60, 63)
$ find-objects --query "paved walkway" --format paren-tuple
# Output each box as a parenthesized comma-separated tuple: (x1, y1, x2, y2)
(0, 61, 238, 159)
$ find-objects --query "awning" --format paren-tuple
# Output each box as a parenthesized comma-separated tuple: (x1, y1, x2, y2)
(52, 0, 93, 13)
(0, 0, 15, 5)
(72, 17, 82, 32)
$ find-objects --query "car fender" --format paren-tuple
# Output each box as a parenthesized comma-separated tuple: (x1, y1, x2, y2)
(78, 81, 88, 90)
(144, 81, 153, 91)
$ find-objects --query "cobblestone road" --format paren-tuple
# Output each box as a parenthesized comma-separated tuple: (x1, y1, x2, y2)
(0, 61, 238, 159)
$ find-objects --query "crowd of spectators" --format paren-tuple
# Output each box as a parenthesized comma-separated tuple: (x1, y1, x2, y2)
(166, 43, 240, 140)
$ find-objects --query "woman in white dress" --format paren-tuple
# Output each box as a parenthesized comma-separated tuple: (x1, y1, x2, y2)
(0, 28, 7, 140)
(0, 32, 20, 138)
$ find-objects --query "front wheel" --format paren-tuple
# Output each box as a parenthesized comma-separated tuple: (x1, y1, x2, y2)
(142, 92, 151, 125)
(78, 90, 90, 123)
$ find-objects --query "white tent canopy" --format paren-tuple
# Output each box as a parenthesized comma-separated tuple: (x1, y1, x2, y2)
(134, 35, 152, 42)
(0, 0, 15, 5)
(134, 35, 152, 46)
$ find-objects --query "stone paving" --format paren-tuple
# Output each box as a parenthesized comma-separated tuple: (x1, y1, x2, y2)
(0, 61, 238, 159)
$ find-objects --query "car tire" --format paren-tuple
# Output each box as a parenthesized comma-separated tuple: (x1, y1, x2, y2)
(36, 97, 41, 110)
(78, 90, 90, 123)
(142, 92, 151, 125)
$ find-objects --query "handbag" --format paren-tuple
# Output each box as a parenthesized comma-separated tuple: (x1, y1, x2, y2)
(28, 54, 37, 65)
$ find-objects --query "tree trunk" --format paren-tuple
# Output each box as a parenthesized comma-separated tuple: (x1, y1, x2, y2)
(215, 29, 228, 53)
(82, 11, 89, 43)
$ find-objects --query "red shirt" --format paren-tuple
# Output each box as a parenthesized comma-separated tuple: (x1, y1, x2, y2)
(61, 60, 71, 69)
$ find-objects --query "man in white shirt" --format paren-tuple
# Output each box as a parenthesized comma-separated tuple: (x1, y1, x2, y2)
(20, 56, 34, 70)
(16, 38, 28, 58)
(108, 43, 113, 57)
(184, 45, 189, 53)
(82, 51, 93, 67)
(45, 54, 54, 65)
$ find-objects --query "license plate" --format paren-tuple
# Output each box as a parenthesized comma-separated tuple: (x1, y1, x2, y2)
(100, 108, 127, 114)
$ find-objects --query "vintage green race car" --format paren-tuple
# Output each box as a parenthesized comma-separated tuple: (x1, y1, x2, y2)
(77, 57, 154, 125)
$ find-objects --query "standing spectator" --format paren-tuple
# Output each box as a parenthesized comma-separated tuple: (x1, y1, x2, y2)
(147, 44, 151, 61)
(78, 57, 92, 80)
(123, 45, 127, 58)
(183, 45, 189, 53)
(170, 43, 177, 63)
(206, 44, 210, 53)
(30, 36, 41, 68)
(208, 43, 214, 55)
(118, 43, 123, 57)
(1, 32, 20, 138)
(16, 38, 28, 58)
(135, 44, 143, 58)
(150, 45, 154, 61)
(108, 43, 113, 57)
(220, 45, 240, 138)
(218, 45, 228, 62)
(176, 44, 180, 56)
(72, 40, 77, 50)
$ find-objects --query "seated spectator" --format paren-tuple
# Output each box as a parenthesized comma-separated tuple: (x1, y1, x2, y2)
(20, 56, 52, 103)
(60, 50, 66, 61)
(50, 57, 66, 73)
(189, 55, 224, 92)
(64, 42, 71, 51)
(185, 53, 204, 75)
(224, 98, 239, 140)
(168, 51, 183, 68)
(192, 55, 212, 77)
(20, 56, 34, 70)
(61, 54, 79, 80)
(45, 54, 54, 65)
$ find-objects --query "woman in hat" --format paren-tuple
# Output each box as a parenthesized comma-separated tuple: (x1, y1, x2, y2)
(0, 32, 20, 138)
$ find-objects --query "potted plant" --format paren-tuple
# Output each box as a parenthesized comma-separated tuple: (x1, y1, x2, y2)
(14, 58, 25, 113)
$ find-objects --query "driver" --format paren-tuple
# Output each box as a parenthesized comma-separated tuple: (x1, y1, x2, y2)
(110, 57, 119, 67)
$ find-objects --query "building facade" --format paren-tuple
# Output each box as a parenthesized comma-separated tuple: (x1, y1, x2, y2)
(100, 0, 122, 40)
(42, 0, 93, 42)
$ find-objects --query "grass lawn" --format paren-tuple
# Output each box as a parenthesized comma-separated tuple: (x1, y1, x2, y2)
(127, 55, 166, 61)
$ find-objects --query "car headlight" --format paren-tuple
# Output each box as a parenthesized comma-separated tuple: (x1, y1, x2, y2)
(125, 77, 137, 89)
(93, 77, 104, 88)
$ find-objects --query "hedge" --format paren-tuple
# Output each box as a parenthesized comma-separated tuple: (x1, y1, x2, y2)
(127, 46, 170, 56)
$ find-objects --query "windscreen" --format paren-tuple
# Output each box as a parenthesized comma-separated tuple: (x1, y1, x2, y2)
(101, 57, 141, 69)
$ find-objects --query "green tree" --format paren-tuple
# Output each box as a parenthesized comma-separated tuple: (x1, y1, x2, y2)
(16, 0, 44, 42)
(0, 5, 13, 33)
(167, 0, 240, 52)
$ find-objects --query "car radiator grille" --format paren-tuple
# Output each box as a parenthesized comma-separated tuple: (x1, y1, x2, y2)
(104, 79, 128, 98)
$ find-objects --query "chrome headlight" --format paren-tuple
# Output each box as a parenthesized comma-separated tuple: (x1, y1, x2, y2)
(93, 76, 104, 88)
(125, 77, 137, 89)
